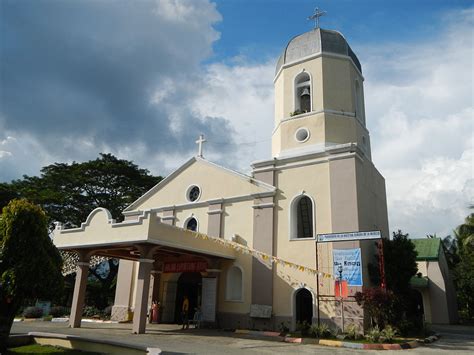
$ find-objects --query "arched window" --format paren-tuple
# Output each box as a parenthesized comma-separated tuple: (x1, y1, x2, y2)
(226, 266, 243, 301)
(185, 217, 198, 232)
(290, 195, 314, 239)
(294, 72, 311, 114)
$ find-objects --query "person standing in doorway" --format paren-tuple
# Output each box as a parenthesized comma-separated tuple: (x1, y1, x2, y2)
(151, 300, 160, 324)
(181, 295, 189, 330)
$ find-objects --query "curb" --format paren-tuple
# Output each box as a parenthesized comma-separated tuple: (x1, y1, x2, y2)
(8, 332, 161, 354)
(417, 333, 441, 344)
(13, 317, 118, 324)
(234, 329, 439, 350)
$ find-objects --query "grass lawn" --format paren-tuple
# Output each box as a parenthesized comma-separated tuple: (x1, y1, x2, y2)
(6, 344, 101, 354)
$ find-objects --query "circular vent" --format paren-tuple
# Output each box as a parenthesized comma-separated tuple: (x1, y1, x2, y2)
(295, 128, 310, 143)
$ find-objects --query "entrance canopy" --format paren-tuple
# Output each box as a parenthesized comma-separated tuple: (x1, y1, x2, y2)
(53, 207, 235, 334)
(53, 207, 236, 261)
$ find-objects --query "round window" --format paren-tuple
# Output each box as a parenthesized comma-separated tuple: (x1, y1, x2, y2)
(295, 128, 310, 143)
(187, 185, 201, 202)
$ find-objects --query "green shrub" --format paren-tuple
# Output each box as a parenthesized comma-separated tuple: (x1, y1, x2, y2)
(309, 323, 331, 338)
(365, 326, 382, 343)
(295, 320, 311, 336)
(82, 306, 100, 318)
(309, 324, 319, 337)
(344, 323, 362, 340)
(43, 315, 53, 321)
(278, 321, 290, 334)
(50, 306, 70, 318)
(320, 323, 332, 338)
(23, 307, 43, 319)
(381, 325, 397, 343)
(99, 305, 113, 320)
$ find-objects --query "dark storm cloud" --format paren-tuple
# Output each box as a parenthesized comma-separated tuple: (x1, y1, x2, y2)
(0, 0, 233, 157)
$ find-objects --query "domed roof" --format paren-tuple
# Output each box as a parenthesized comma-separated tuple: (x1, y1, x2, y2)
(275, 28, 361, 76)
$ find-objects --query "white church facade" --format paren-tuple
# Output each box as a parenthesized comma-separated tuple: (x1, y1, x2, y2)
(53, 27, 389, 333)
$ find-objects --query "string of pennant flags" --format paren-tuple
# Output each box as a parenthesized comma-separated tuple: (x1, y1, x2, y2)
(61, 252, 108, 276)
(60, 226, 334, 280)
(185, 229, 334, 279)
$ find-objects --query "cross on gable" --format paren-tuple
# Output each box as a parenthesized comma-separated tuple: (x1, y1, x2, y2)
(308, 7, 326, 29)
(195, 134, 207, 157)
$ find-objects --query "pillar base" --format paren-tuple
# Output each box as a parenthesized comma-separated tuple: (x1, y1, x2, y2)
(111, 305, 131, 322)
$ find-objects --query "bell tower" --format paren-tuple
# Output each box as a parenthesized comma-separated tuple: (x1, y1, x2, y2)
(272, 28, 371, 160)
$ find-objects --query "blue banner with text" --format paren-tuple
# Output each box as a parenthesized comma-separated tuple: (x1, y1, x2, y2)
(333, 248, 363, 286)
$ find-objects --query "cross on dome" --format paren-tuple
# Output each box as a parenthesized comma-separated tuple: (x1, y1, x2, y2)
(195, 134, 207, 157)
(308, 7, 326, 29)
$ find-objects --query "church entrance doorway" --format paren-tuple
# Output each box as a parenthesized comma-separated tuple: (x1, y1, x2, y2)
(295, 288, 313, 325)
(174, 272, 202, 323)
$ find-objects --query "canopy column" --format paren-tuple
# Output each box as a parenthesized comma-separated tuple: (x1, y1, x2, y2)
(132, 258, 154, 334)
(69, 253, 91, 328)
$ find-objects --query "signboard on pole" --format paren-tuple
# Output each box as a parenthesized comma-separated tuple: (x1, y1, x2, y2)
(318, 230, 381, 243)
(333, 248, 363, 286)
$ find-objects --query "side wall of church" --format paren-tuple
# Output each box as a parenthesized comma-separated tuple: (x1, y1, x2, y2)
(113, 197, 257, 324)
(354, 158, 389, 238)
(271, 161, 332, 326)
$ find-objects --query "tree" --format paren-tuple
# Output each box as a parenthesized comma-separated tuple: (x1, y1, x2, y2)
(1, 154, 162, 311)
(367, 230, 418, 328)
(355, 287, 396, 328)
(441, 235, 460, 269)
(369, 230, 418, 296)
(453, 212, 474, 320)
(455, 212, 474, 249)
(384, 230, 418, 295)
(7, 153, 162, 228)
(0, 200, 63, 350)
(0, 183, 19, 210)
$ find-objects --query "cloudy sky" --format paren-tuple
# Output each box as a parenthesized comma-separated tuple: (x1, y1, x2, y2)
(1, 0, 472, 238)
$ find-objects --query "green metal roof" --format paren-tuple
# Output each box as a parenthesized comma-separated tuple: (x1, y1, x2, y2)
(410, 276, 429, 288)
(411, 238, 441, 261)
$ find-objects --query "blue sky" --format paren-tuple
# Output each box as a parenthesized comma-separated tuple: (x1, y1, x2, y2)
(0, 0, 472, 238)
(212, 0, 472, 61)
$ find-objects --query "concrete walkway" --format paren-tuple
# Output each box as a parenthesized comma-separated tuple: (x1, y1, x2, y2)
(11, 321, 474, 354)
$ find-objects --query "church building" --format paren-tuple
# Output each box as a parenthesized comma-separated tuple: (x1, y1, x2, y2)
(53, 25, 389, 334)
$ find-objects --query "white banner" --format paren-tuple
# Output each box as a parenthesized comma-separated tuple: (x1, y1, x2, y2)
(318, 230, 381, 243)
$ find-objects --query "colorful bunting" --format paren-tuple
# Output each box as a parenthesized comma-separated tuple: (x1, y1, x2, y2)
(61, 220, 333, 279)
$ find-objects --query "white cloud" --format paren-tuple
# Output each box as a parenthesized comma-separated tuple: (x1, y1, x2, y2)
(1, 1, 471, 239)
(361, 8, 474, 237)
(188, 62, 275, 171)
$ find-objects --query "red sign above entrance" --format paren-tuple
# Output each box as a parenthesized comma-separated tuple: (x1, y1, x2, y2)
(163, 261, 208, 273)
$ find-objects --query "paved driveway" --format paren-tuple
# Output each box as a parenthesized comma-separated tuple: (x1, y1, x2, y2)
(11, 322, 474, 354)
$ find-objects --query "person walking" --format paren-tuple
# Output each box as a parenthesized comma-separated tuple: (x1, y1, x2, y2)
(181, 295, 189, 330)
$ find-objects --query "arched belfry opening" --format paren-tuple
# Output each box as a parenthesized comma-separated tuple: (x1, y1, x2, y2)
(295, 288, 313, 325)
(294, 72, 311, 113)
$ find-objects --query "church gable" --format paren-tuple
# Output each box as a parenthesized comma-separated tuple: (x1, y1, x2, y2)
(124, 157, 275, 213)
